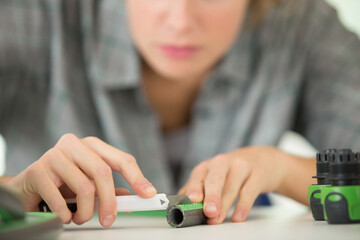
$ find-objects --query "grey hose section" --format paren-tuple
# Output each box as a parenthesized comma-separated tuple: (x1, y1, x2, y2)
(166, 204, 207, 228)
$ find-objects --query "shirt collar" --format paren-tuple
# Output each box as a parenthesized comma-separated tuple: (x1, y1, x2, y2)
(213, 19, 253, 89)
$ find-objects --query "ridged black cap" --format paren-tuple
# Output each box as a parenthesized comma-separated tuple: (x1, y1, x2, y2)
(313, 149, 337, 185)
(329, 149, 360, 186)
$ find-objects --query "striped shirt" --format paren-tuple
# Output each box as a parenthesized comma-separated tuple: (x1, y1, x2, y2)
(1, 0, 359, 193)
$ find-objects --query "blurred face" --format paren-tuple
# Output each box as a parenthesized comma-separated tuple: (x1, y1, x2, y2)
(126, 0, 249, 81)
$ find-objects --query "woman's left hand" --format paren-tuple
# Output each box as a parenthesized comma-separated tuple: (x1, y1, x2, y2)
(178, 146, 291, 224)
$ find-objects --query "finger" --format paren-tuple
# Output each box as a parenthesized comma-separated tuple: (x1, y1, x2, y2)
(177, 185, 188, 195)
(56, 134, 117, 227)
(48, 148, 95, 225)
(232, 174, 262, 222)
(81, 136, 157, 197)
(115, 188, 132, 196)
(27, 163, 72, 223)
(208, 160, 250, 224)
(203, 156, 229, 220)
(182, 162, 208, 203)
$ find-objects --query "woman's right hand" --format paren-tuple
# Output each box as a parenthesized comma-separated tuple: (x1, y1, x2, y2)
(5, 133, 157, 227)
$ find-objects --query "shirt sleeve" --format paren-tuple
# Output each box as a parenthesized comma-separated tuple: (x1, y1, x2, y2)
(293, 0, 360, 150)
(0, 1, 52, 133)
(0, 1, 19, 133)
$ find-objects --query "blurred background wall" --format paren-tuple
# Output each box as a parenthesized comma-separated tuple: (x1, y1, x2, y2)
(326, 0, 360, 38)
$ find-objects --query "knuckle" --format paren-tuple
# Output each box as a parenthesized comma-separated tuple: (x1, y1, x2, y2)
(206, 173, 224, 185)
(193, 164, 202, 172)
(25, 162, 44, 180)
(210, 154, 227, 166)
(193, 161, 207, 172)
(48, 147, 63, 157)
(223, 184, 238, 195)
(214, 154, 227, 162)
(44, 148, 63, 164)
(50, 199, 66, 213)
(78, 181, 95, 196)
(124, 154, 137, 165)
(59, 133, 78, 145)
(83, 136, 100, 143)
(94, 164, 112, 179)
(231, 159, 242, 170)
(234, 158, 250, 172)
(206, 172, 226, 185)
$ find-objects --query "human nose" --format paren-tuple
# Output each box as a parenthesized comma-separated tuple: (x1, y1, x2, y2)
(164, 0, 195, 34)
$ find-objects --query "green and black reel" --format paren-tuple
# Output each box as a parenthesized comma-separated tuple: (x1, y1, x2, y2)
(0, 186, 63, 240)
(308, 149, 335, 220)
(309, 149, 360, 224)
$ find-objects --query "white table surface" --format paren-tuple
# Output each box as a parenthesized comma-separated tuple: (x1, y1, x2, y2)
(59, 206, 360, 240)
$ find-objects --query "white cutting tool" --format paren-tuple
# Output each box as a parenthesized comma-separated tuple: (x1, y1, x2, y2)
(40, 194, 192, 213)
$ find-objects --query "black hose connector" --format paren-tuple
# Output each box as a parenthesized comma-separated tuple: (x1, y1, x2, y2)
(329, 149, 360, 186)
(313, 149, 337, 185)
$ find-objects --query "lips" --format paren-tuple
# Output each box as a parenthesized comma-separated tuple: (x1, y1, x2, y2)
(159, 45, 200, 59)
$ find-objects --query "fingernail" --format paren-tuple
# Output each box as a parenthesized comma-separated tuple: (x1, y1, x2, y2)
(234, 210, 244, 221)
(205, 202, 217, 214)
(143, 183, 156, 195)
(102, 215, 115, 227)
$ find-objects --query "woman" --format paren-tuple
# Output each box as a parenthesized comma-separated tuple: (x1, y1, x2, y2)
(0, 0, 359, 227)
